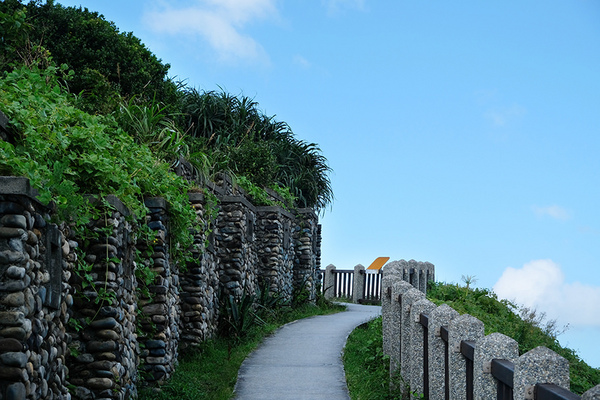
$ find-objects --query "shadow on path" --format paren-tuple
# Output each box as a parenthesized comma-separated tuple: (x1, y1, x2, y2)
(234, 303, 381, 400)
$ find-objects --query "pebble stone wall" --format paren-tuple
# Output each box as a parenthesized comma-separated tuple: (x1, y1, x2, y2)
(0, 178, 71, 400)
(256, 206, 295, 302)
(67, 195, 138, 400)
(0, 175, 321, 400)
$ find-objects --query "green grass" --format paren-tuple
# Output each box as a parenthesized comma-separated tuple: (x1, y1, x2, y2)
(343, 317, 403, 400)
(138, 301, 345, 400)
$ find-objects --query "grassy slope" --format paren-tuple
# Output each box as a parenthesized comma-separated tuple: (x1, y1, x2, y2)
(343, 282, 600, 399)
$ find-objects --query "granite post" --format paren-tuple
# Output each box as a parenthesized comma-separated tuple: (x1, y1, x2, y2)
(428, 304, 459, 400)
(352, 264, 365, 303)
(473, 332, 519, 400)
(513, 346, 570, 400)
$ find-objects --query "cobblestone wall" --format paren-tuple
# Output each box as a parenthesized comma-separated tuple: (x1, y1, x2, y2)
(67, 195, 138, 400)
(292, 209, 320, 302)
(0, 178, 71, 400)
(0, 176, 321, 400)
(256, 207, 295, 302)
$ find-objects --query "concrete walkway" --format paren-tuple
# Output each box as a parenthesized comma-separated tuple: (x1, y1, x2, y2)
(234, 303, 382, 400)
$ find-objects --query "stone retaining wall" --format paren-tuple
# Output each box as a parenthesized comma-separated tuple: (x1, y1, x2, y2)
(0, 176, 321, 400)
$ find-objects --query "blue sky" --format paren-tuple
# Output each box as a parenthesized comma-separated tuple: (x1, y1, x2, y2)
(57, 0, 600, 368)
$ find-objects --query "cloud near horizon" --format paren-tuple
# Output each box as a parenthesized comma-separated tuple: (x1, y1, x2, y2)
(143, 0, 278, 64)
(493, 259, 600, 328)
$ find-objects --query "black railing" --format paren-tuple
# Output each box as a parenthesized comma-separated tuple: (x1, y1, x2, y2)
(420, 313, 430, 400)
(491, 359, 514, 400)
(332, 269, 353, 298)
(417, 314, 582, 400)
(363, 270, 382, 301)
(440, 325, 450, 400)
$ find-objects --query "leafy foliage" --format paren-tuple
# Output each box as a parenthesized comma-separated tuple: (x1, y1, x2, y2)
(0, 62, 196, 266)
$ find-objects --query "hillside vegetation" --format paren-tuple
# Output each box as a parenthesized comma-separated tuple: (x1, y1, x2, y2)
(343, 282, 599, 399)
(0, 0, 332, 272)
(428, 281, 599, 394)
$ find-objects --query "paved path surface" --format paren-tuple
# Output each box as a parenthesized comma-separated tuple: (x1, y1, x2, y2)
(234, 303, 382, 400)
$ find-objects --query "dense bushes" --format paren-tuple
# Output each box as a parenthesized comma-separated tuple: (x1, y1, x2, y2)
(0, 0, 333, 212)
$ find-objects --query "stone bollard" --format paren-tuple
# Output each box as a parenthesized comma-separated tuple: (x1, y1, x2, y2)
(408, 259, 420, 290)
(390, 279, 413, 375)
(424, 261, 435, 293)
(352, 264, 365, 303)
(448, 314, 485, 400)
(323, 264, 336, 299)
(473, 332, 519, 400)
(381, 261, 403, 357)
(408, 298, 436, 396)
(428, 304, 459, 400)
(513, 346, 570, 400)
(400, 287, 426, 383)
(582, 384, 600, 400)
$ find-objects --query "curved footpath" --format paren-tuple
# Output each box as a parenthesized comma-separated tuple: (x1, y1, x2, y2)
(234, 303, 382, 400)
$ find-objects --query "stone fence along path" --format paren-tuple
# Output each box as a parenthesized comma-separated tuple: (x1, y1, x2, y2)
(234, 303, 381, 400)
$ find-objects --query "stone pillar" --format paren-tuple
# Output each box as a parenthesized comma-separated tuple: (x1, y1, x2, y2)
(425, 262, 435, 292)
(428, 304, 459, 400)
(292, 209, 319, 302)
(408, 259, 419, 290)
(408, 298, 436, 395)
(448, 314, 485, 400)
(583, 384, 600, 400)
(216, 196, 258, 298)
(513, 346, 570, 400)
(400, 287, 425, 384)
(473, 333, 518, 400)
(0, 177, 72, 400)
(256, 206, 295, 302)
(323, 264, 336, 300)
(136, 197, 180, 385)
(68, 195, 138, 399)
(389, 279, 413, 374)
(352, 264, 365, 303)
(179, 192, 220, 346)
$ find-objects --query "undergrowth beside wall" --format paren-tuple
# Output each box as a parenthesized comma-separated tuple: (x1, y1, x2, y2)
(343, 317, 403, 400)
(138, 301, 345, 400)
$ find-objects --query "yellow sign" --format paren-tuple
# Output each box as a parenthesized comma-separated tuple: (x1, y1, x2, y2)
(367, 257, 390, 270)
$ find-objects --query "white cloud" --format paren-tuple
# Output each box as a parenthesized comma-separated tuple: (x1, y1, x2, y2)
(324, 0, 367, 14)
(293, 54, 311, 69)
(484, 104, 526, 126)
(532, 205, 570, 221)
(143, 0, 278, 64)
(493, 259, 600, 328)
